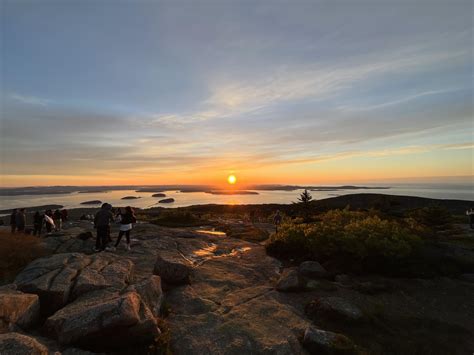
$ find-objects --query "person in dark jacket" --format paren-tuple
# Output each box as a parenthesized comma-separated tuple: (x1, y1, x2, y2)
(16, 208, 26, 233)
(94, 203, 114, 252)
(33, 211, 43, 236)
(113, 206, 136, 251)
(53, 209, 62, 231)
(10, 209, 17, 234)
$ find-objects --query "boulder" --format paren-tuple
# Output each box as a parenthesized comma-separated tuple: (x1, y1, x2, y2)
(44, 289, 160, 349)
(302, 327, 356, 355)
(276, 268, 303, 292)
(15, 253, 134, 314)
(299, 261, 329, 279)
(0, 287, 40, 331)
(0, 332, 49, 355)
(306, 297, 363, 322)
(126, 276, 163, 318)
(153, 252, 192, 284)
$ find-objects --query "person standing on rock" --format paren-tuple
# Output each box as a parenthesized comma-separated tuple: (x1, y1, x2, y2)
(9, 209, 17, 234)
(33, 211, 43, 236)
(15, 208, 26, 233)
(53, 209, 62, 231)
(43, 210, 55, 233)
(94, 203, 115, 252)
(466, 208, 474, 229)
(273, 210, 282, 232)
(112, 206, 136, 251)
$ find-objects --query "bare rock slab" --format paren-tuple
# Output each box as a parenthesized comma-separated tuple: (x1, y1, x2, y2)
(306, 297, 364, 323)
(14, 253, 134, 315)
(44, 289, 160, 349)
(0, 332, 49, 355)
(302, 327, 357, 355)
(0, 286, 40, 331)
(153, 252, 192, 284)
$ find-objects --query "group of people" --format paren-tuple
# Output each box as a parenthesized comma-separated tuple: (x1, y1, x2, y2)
(94, 203, 137, 252)
(10, 208, 68, 235)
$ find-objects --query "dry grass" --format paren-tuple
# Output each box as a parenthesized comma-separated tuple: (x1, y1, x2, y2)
(0, 230, 49, 285)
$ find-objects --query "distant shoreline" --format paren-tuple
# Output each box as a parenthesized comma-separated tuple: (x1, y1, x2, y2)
(0, 184, 390, 196)
(1, 193, 472, 216)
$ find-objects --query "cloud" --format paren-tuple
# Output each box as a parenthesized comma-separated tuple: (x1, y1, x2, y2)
(9, 93, 51, 106)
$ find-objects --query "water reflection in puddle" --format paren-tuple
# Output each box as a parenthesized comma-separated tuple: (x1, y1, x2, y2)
(190, 244, 252, 265)
(195, 229, 226, 236)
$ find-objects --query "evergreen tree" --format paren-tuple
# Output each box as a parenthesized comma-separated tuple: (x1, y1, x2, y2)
(297, 189, 313, 221)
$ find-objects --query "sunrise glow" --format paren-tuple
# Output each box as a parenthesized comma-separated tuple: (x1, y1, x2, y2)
(227, 175, 237, 185)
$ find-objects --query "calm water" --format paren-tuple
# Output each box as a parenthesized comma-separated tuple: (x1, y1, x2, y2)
(0, 183, 472, 212)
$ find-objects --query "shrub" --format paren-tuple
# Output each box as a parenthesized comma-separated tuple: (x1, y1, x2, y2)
(408, 205, 453, 231)
(0, 231, 49, 284)
(267, 210, 421, 268)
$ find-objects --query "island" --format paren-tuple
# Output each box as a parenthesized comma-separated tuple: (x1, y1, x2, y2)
(121, 196, 141, 200)
(80, 200, 102, 205)
(152, 193, 166, 197)
(158, 198, 175, 203)
(207, 190, 259, 195)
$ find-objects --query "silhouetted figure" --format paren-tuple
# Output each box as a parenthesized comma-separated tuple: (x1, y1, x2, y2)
(33, 211, 43, 236)
(16, 208, 26, 233)
(53, 209, 62, 231)
(44, 210, 55, 233)
(94, 203, 114, 252)
(467, 208, 474, 229)
(61, 209, 68, 222)
(114, 206, 136, 251)
(273, 210, 282, 232)
(10, 209, 17, 234)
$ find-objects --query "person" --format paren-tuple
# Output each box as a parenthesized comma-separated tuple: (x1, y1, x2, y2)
(61, 209, 69, 225)
(16, 208, 26, 233)
(44, 210, 55, 233)
(466, 208, 474, 229)
(53, 209, 62, 231)
(273, 210, 282, 233)
(113, 206, 136, 251)
(33, 211, 43, 236)
(10, 209, 17, 234)
(94, 203, 114, 252)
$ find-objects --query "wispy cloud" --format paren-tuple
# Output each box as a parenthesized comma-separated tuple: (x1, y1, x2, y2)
(9, 93, 52, 106)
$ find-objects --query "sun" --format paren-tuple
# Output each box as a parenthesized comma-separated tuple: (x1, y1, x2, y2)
(227, 174, 237, 185)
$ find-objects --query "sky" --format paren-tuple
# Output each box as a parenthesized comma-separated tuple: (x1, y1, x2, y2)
(1, 0, 473, 187)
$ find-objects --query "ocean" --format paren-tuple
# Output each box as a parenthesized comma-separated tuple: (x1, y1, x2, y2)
(0, 183, 472, 212)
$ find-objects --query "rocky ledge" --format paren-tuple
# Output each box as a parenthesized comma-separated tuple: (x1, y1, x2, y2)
(1, 221, 474, 354)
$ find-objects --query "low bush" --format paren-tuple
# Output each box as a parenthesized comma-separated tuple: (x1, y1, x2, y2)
(267, 210, 422, 271)
(0, 230, 49, 284)
(408, 205, 453, 232)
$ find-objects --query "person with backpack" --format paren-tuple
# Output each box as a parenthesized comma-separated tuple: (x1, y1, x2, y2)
(94, 203, 114, 252)
(33, 211, 43, 236)
(15, 208, 26, 233)
(112, 206, 136, 251)
(10, 209, 17, 234)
